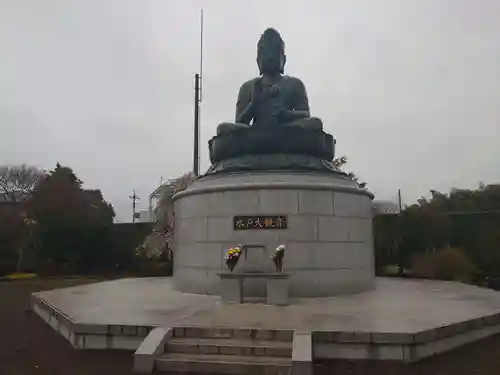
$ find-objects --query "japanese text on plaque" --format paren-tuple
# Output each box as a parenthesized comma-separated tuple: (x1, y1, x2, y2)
(233, 215, 287, 230)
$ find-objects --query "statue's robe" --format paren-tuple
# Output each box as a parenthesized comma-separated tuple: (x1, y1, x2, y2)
(217, 75, 322, 135)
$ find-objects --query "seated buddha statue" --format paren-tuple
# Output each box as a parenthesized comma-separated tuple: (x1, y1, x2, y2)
(217, 28, 323, 136)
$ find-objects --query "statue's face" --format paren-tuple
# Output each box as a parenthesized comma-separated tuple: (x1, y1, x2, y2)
(257, 43, 285, 75)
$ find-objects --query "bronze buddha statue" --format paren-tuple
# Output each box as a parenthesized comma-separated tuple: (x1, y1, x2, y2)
(207, 28, 339, 175)
(217, 28, 323, 135)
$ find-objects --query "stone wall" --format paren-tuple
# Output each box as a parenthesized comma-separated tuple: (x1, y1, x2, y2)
(173, 172, 375, 297)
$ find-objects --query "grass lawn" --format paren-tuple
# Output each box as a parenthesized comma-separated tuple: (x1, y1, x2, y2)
(2, 277, 500, 375)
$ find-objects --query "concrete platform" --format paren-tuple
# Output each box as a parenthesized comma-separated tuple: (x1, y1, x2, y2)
(31, 277, 500, 362)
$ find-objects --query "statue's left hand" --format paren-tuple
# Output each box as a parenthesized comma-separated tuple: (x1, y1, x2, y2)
(276, 108, 293, 121)
(268, 103, 285, 118)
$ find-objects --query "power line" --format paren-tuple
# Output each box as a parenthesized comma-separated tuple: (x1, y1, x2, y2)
(437, 210, 500, 216)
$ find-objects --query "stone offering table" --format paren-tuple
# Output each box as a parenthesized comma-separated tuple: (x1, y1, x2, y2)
(218, 272, 290, 305)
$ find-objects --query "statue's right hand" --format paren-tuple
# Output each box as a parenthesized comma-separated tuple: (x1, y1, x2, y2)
(250, 80, 270, 107)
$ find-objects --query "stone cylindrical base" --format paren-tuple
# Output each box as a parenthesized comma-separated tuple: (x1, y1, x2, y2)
(172, 171, 375, 298)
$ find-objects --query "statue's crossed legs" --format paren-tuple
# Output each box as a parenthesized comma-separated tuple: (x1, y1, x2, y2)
(217, 117, 323, 136)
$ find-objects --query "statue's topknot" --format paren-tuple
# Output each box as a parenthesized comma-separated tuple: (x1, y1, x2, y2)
(258, 28, 285, 54)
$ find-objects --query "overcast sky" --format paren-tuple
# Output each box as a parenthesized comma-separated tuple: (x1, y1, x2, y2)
(1, 0, 499, 221)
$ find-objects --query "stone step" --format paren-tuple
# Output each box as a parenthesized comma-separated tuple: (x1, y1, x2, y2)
(173, 327, 294, 342)
(156, 352, 291, 375)
(167, 337, 293, 357)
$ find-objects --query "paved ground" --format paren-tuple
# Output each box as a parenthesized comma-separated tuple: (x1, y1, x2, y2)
(34, 277, 500, 333)
(5, 277, 500, 375)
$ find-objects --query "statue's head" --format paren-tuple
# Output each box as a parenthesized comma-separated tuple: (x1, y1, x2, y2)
(257, 28, 286, 75)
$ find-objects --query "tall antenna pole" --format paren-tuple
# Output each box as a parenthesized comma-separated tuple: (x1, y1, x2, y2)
(200, 9, 204, 103)
(192, 9, 204, 176)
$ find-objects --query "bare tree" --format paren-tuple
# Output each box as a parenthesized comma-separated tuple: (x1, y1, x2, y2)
(136, 171, 196, 261)
(332, 156, 367, 188)
(0, 165, 45, 273)
(332, 155, 348, 169)
(0, 164, 45, 202)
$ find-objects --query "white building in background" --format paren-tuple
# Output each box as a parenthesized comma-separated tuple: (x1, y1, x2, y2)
(373, 200, 401, 215)
(137, 210, 152, 223)
(148, 178, 175, 222)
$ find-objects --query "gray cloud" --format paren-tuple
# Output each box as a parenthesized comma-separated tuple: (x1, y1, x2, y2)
(1, 0, 499, 221)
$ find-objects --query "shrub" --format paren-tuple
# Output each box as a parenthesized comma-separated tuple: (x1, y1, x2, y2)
(382, 264, 401, 276)
(4, 273, 38, 280)
(412, 247, 476, 282)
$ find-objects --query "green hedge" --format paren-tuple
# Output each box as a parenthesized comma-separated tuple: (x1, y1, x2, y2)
(374, 211, 500, 285)
(0, 222, 153, 276)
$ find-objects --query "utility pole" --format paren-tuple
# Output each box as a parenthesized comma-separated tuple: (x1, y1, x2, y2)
(192, 9, 204, 176)
(193, 73, 200, 176)
(129, 190, 139, 222)
(397, 189, 402, 212)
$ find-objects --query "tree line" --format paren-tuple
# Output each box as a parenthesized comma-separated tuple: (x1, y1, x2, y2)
(0, 163, 148, 275)
(374, 184, 500, 285)
(2, 162, 499, 287)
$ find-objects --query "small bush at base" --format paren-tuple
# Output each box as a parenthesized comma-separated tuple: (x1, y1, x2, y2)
(412, 247, 476, 283)
(3, 273, 38, 280)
